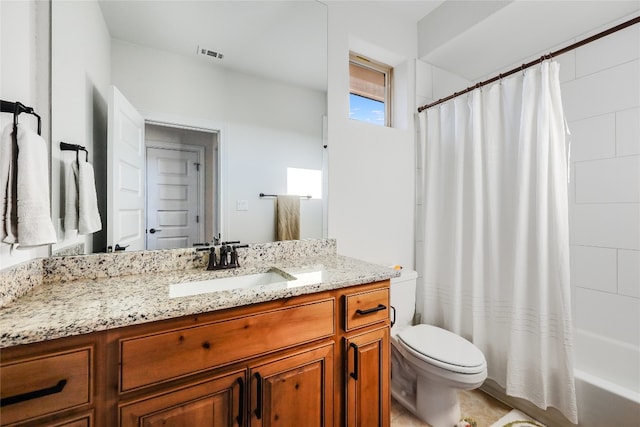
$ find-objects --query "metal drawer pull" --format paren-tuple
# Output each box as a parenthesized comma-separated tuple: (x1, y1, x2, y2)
(0, 379, 67, 407)
(236, 377, 244, 426)
(390, 305, 396, 327)
(254, 372, 263, 420)
(349, 342, 359, 380)
(355, 304, 387, 315)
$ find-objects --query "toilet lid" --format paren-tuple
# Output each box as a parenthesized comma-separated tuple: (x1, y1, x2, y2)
(398, 324, 485, 371)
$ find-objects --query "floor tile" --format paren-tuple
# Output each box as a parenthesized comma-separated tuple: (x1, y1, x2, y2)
(391, 389, 512, 427)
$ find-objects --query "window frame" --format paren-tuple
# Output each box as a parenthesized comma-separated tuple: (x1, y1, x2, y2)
(349, 52, 393, 127)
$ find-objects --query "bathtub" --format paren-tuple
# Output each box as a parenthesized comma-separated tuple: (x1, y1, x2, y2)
(481, 329, 640, 427)
(571, 329, 640, 426)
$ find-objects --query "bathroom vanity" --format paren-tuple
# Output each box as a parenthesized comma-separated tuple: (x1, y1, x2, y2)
(0, 240, 398, 427)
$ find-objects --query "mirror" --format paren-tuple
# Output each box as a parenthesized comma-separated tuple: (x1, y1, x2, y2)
(50, 0, 327, 256)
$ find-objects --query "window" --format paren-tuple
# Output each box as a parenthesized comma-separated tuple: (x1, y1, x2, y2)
(287, 167, 322, 199)
(349, 53, 392, 127)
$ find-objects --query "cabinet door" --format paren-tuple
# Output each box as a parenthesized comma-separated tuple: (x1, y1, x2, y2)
(120, 370, 246, 427)
(249, 343, 333, 427)
(345, 327, 390, 427)
(47, 412, 93, 427)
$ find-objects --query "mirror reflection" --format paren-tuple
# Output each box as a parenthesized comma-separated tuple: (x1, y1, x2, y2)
(50, 0, 327, 256)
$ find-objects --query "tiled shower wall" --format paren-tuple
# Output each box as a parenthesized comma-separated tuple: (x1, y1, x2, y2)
(561, 22, 639, 392)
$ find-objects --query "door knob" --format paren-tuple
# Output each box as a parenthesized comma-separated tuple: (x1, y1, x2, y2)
(149, 228, 162, 234)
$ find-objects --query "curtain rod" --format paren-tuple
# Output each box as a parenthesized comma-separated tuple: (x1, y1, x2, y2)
(417, 15, 640, 113)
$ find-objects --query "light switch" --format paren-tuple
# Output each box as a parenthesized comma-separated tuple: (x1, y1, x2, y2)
(236, 199, 249, 211)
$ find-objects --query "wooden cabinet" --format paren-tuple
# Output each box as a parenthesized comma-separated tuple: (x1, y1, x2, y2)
(119, 298, 334, 392)
(344, 328, 389, 427)
(120, 370, 245, 427)
(249, 343, 333, 427)
(1, 280, 390, 427)
(119, 344, 333, 427)
(0, 344, 94, 426)
(343, 288, 389, 332)
(340, 284, 391, 427)
(46, 413, 94, 427)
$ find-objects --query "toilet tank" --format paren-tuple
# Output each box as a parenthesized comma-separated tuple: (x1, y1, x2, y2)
(390, 269, 418, 330)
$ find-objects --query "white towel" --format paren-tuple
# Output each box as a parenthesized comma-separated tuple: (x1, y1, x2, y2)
(0, 124, 17, 244)
(63, 161, 78, 232)
(64, 159, 102, 235)
(78, 160, 101, 234)
(14, 124, 57, 247)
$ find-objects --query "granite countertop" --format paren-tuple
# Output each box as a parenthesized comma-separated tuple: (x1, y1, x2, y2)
(0, 254, 399, 348)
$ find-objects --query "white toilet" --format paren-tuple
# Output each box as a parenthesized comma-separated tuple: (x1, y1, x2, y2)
(390, 270, 487, 427)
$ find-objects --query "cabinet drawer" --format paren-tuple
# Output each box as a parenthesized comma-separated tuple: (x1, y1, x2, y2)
(120, 298, 335, 391)
(344, 288, 389, 331)
(0, 347, 92, 425)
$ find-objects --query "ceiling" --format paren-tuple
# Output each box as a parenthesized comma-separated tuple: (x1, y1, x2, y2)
(370, 0, 446, 24)
(412, 0, 640, 81)
(98, 0, 328, 91)
(98, 1, 639, 90)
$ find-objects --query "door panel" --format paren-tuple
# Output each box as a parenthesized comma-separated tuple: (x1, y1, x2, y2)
(107, 86, 145, 251)
(146, 147, 200, 250)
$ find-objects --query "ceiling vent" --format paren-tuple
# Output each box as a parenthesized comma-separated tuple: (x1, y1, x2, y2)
(197, 45, 224, 60)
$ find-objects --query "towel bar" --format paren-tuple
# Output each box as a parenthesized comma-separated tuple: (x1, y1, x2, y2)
(259, 193, 311, 199)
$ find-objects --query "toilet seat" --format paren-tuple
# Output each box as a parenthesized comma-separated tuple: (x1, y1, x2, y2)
(397, 324, 486, 375)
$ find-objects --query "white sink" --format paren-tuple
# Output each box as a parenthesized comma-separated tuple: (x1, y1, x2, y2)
(169, 271, 292, 298)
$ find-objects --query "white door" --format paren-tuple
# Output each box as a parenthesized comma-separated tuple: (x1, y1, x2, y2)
(146, 147, 201, 250)
(107, 86, 145, 252)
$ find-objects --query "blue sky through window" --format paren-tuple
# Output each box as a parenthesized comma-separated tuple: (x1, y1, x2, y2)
(349, 93, 385, 126)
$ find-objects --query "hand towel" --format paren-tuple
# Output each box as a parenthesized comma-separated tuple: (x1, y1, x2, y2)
(0, 124, 17, 244)
(77, 160, 101, 234)
(64, 159, 102, 235)
(15, 124, 57, 247)
(276, 195, 300, 241)
(64, 160, 78, 232)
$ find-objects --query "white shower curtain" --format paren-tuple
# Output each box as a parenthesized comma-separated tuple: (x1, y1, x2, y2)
(418, 61, 578, 423)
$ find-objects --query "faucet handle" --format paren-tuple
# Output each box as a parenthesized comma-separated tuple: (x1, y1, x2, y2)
(230, 247, 238, 267)
(219, 245, 229, 266)
(206, 246, 218, 270)
(229, 244, 248, 268)
(221, 240, 240, 245)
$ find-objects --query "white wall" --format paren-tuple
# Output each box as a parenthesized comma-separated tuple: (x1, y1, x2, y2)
(111, 41, 326, 244)
(561, 21, 640, 393)
(0, 0, 50, 269)
(326, 2, 416, 269)
(51, 0, 111, 255)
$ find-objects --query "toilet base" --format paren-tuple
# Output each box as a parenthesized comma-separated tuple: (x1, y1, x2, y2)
(415, 376, 461, 427)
